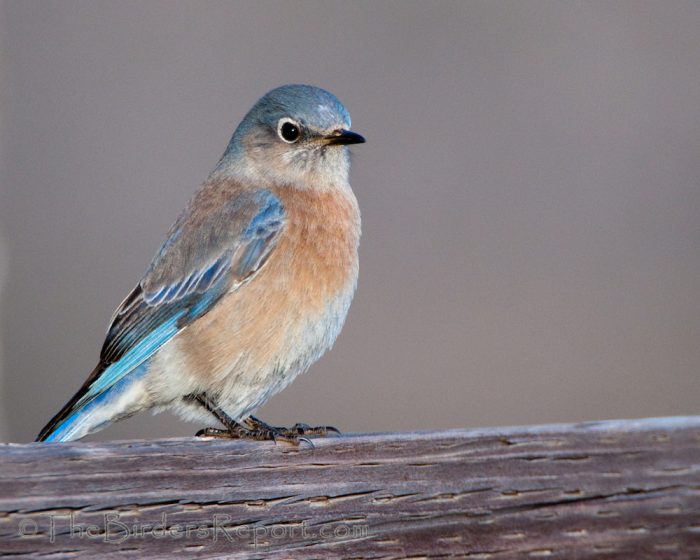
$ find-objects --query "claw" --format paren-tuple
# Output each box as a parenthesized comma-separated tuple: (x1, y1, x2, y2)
(193, 403, 338, 447)
(289, 423, 340, 436)
(242, 416, 339, 445)
(195, 427, 231, 438)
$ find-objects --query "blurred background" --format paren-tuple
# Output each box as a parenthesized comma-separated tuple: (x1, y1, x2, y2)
(1, 1, 699, 443)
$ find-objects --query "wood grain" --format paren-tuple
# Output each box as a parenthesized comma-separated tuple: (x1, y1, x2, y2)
(1, 417, 699, 558)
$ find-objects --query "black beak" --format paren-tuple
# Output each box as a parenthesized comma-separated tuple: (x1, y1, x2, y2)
(325, 129, 366, 145)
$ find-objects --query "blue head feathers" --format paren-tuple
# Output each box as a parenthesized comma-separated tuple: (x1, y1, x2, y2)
(219, 85, 363, 173)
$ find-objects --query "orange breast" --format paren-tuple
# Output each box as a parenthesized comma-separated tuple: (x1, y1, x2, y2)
(178, 185, 360, 383)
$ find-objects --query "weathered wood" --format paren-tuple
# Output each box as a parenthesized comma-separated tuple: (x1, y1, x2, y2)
(0, 417, 698, 559)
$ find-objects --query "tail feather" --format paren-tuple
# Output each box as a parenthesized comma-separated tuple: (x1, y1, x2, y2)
(37, 359, 150, 442)
(36, 363, 106, 442)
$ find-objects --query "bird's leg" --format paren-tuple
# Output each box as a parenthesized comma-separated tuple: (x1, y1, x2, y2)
(190, 393, 227, 422)
(185, 393, 246, 438)
(245, 415, 340, 440)
(186, 393, 297, 442)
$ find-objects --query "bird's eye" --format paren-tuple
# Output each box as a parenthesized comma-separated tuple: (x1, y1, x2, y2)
(277, 118, 301, 143)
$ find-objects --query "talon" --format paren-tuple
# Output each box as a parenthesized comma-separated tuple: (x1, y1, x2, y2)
(195, 405, 339, 446)
(289, 423, 340, 436)
(196, 427, 233, 438)
(245, 416, 340, 442)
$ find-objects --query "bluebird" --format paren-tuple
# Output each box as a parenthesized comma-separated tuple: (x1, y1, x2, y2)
(36, 84, 364, 443)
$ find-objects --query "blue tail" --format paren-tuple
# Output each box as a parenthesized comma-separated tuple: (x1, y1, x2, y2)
(37, 362, 148, 442)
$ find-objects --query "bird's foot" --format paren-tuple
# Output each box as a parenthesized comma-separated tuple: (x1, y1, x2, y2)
(245, 415, 340, 446)
(187, 393, 278, 442)
(188, 392, 338, 446)
(194, 419, 330, 447)
(195, 427, 232, 438)
(195, 422, 295, 442)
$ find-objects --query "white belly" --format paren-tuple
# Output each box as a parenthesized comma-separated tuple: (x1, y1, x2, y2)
(146, 282, 355, 426)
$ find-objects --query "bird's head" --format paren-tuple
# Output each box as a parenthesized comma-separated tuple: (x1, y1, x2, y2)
(217, 84, 365, 188)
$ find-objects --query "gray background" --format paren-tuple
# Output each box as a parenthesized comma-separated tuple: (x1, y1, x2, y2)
(1, 1, 698, 443)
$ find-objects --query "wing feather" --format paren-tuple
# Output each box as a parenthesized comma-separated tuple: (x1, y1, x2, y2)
(100, 188, 284, 366)
(37, 184, 286, 442)
(90, 187, 284, 404)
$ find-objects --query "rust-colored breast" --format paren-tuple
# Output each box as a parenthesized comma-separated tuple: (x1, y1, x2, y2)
(271, 185, 360, 306)
(178, 184, 360, 382)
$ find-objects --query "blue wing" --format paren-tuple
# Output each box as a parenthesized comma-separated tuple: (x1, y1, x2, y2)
(37, 187, 285, 441)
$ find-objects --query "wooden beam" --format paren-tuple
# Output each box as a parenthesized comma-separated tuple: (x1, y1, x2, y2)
(1, 416, 699, 558)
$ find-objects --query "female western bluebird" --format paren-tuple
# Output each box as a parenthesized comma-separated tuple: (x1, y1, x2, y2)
(36, 84, 365, 444)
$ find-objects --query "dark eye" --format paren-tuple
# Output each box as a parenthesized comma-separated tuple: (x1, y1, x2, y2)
(277, 118, 301, 143)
